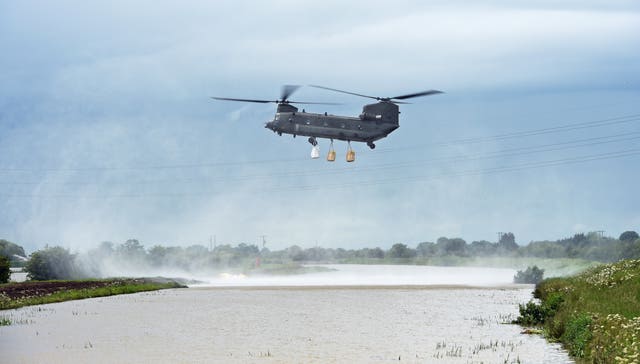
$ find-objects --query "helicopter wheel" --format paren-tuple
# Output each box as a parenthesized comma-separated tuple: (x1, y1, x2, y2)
(308, 137, 318, 146)
(367, 142, 376, 150)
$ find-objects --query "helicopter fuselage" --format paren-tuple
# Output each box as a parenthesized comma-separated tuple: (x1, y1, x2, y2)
(265, 102, 400, 147)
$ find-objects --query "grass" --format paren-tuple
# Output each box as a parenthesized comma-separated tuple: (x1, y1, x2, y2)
(0, 278, 185, 310)
(515, 259, 640, 362)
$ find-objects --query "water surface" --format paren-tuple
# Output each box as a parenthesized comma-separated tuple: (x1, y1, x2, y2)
(0, 265, 572, 363)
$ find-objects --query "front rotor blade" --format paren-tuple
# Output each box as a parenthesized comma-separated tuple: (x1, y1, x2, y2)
(211, 97, 274, 103)
(288, 100, 342, 105)
(310, 85, 378, 100)
(281, 85, 301, 101)
(391, 90, 444, 100)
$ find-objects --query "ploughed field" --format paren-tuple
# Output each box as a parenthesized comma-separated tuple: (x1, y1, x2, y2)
(1, 280, 133, 300)
(0, 278, 184, 310)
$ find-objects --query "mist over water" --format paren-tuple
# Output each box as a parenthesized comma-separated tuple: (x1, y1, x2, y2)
(192, 264, 517, 287)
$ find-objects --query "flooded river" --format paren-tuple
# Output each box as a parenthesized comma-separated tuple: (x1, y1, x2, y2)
(0, 265, 572, 363)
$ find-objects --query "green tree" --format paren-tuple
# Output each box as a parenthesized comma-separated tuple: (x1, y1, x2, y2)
(118, 239, 146, 258)
(469, 240, 496, 256)
(0, 255, 10, 283)
(25, 246, 79, 280)
(436, 237, 468, 256)
(387, 243, 416, 259)
(497, 232, 518, 251)
(148, 245, 168, 267)
(368, 247, 385, 259)
(416, 242, 436, 257)
(0, 239, 27, 265)
(619, 231, 639, 242)
(287, 245, 306, 261)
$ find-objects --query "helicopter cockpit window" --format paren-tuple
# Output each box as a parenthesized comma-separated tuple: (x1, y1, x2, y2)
(275, 113, 280, 120)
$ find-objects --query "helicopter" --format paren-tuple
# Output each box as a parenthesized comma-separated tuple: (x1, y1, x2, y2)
(212, 85, 443, 162)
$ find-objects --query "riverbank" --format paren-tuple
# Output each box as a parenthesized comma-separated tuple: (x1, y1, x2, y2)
(0, 278, 185, 312)
(516, 258, 640, 362)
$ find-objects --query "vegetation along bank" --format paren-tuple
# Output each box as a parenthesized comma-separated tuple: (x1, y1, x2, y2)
(0, 278, 185, 312)
(515, 259, 640, 363)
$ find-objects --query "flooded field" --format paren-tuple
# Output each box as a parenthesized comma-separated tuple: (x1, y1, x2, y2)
(0, 266, 572, 363)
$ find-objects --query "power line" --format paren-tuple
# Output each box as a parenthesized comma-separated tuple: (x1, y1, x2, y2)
(1, 112, 639, 173)
(2, 147, 639, 199)
(2, 130, 638, 186)
(377, 113, 640, 153)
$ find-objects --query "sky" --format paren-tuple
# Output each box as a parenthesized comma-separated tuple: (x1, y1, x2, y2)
(1, 1, 639, 253)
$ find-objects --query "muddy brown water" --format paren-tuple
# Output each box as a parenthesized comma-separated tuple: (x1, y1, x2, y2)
(0, 265, 572, 363)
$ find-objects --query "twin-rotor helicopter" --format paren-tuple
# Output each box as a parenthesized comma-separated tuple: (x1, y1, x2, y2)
(212, 85, 443, 162)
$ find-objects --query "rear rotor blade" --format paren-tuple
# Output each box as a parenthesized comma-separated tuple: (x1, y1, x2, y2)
(310, 85, 379, 100)
(211, 97, 274, 103)
(391, 90, 444, 100)
(281, 85, 301, 101)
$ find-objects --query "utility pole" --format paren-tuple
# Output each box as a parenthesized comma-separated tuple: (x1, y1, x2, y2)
(595, 230, 605, 238)
(259, 235, 267, 249)
(497, 232, 504, 242)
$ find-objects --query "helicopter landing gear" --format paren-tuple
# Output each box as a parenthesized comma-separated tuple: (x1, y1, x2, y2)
(308, 137, 318, 146)
(367, 141, 376, 150)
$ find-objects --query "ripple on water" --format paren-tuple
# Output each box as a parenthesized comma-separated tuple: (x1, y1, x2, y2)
(0, 266, 573, 363)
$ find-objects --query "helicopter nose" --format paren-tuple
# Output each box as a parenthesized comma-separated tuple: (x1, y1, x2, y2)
(265, 121, 274, 130)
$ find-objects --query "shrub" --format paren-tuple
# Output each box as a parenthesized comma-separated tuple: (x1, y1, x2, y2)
(25, 246, 80, 280)
(514, 300, 547, 325)
(0, 255, 10, 283)
(513, 265, 544, 284)
(562, 313, 592, 358)
(514, 292, 564, 326)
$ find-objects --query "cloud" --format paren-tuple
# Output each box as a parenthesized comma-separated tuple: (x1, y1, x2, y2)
(1, 1, 639, 252)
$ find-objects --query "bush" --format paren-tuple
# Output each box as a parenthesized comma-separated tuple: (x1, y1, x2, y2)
(514, 300, 547, 325)
(25, 246, 80, 280)
(514, 292, 564, 326)
(562, 313, 592, 358)
(513, 265, 544, 284)
(0, 255, 10, 283)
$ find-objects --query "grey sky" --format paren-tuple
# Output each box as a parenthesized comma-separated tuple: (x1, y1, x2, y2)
(1, 1, 639, 252)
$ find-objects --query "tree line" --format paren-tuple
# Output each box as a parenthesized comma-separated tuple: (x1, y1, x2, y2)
(1, 230, 639, 281)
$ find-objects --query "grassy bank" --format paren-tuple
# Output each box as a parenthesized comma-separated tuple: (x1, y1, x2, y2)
(515, 259, 640, 362)
(0, 278, 185, 311)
